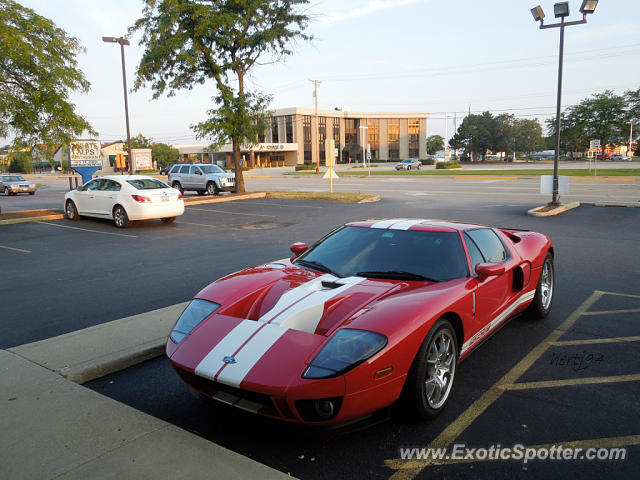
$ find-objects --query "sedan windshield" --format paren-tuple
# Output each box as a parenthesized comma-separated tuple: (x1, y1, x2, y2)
(198, 165, 225, 174)
(295, 226, 468, 281)
(127, 179, 169, 190)
(3, 175, 25, 181)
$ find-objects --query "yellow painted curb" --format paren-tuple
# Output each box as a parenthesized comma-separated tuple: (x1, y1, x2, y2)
(0, 214, 65, 225)
(245, 175, 271, 179)
(527, 201, 580, 217)
(358, 195, 381, 204)
(184, 192, 267, 206)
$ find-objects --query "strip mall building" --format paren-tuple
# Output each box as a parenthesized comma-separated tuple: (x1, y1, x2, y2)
(174, 107, 430, 168)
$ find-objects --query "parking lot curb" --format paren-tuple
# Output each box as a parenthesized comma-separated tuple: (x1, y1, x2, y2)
(581, 201, 640, 208)
(527, 201, 581, 217)
(0, 210, 64, 225)
(358, 195, 381, 204)
(184, 191, 267, 206)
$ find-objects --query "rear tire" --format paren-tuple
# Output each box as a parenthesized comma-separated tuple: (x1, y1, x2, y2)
(161, 217, 176, 224)
(525, 252, 554, 319)
(405, 319, 457, 419)
(65, 200, 79, 221)
(172, 182, 184, 195)
(407, 165, 412, 171)
(113, 205, 130, 228)
(4, 187, 10, 196)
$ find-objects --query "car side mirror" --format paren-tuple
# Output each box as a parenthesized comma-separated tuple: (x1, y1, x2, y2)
(475, 262, 505, 282)
(290, 242, 308, 258)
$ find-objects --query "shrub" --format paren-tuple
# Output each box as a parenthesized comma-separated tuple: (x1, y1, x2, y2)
(435, 162, 461, 170)
(295, 164, 317, 171)
(421, 158, 435, 165)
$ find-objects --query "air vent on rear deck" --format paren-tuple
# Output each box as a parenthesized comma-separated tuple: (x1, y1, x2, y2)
(321, 280, 343, 289)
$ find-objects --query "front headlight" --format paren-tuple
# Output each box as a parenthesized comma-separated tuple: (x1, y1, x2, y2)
(170, 299, 220, 344)
(303, 329, 387, 379)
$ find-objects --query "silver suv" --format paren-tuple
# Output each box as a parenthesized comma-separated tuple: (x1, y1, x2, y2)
(168, 164, 236, 195)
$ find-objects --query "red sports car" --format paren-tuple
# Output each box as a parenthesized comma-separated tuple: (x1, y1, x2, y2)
(167, 219, 554, 425)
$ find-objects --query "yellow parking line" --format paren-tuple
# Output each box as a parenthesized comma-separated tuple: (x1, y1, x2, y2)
(186, 207, 275, 218)
(0, 244, 31, 253)
(501, 374, 640, 391)
(454, 176, 518, 180)
(569, 177, 636, 181)
(553, 336, 640, 346)
(37, 222, 137, 238)
(386, 291, 603, 479)
(582, 308, 640, 316)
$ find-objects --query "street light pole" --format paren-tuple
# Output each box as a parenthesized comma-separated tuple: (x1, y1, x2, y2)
(103, 36, 133, 175)
(359, 125, 369, 175)
(531, 1, 598, 205)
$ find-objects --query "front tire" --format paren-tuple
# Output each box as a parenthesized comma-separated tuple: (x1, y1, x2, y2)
(405, 319, 458, 419)
(4, 187, 10, 196)
(526, 252, 554, 319)
(206, 181, 219, 196)
(161, 217, 176, 224)
(113, 205, 130, 228)
(407, 165, 412, 171)
(65, 200, 79, 221)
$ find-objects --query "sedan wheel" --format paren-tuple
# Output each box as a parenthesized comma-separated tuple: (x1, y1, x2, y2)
(65, 200, 79, 221)
(4, 186, 10, 196)
(113, 205, 130, 228)
(206, 182, 219, 195)
(161, 217, 176, 224)
(407, 165, 412, 171)
(405, 319, 457, 419)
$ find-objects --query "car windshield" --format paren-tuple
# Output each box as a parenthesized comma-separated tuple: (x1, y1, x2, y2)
(198, 165, 225, 174)
(127, 179, 169, 190)
(295, 226, 468, 281)
(3, 175, 25, 181)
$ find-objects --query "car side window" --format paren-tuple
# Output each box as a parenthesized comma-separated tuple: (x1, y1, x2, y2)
(179, 165, 190, 174)
(193, 166, 203, 175)
(464, 234, 485, 271)
(102, 180, 121, 191)
(170, 165, 180, 174)
(85, 179, 103, 191)
(465, 229, 509, 263)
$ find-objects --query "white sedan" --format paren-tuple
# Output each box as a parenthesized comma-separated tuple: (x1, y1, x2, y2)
(64, 175, 184, 228)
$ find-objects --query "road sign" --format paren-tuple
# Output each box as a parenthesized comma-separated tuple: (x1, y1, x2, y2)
(590, 139, 601, 150)
(366, 151, 371, 161)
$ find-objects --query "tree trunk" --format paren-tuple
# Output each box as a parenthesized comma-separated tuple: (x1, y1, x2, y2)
(233, 71, 246, 193)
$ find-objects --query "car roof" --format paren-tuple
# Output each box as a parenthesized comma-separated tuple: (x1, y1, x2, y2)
(346, 219, 488, 232)
(100, 175, 164, 181)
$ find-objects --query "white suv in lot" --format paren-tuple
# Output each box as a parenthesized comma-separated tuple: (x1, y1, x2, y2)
(168, 164, 236, 195)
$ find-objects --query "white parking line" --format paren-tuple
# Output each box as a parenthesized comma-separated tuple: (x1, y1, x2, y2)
(37, 222, 137, 238)
(186, 207, 276, 218)
(0, 244, 31, 253)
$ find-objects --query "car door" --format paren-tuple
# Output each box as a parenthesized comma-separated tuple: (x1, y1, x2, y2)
(94, 179, 121, 216)
(74, 179, 104, 215)
(191, 166, 205, 190)
(464, 228, 514, 335)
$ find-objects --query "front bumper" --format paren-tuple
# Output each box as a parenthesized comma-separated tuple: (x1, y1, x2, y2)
(7, 185, 35, 193)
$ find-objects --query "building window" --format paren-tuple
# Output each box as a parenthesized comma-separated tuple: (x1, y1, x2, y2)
(367, 119, 379, 161)
(409, 118, 419, 158)
(345, 119, 358, 145)
(318, 117, 326, 162)
(286, 116, 293, 143)
(303, 115, 312, 163)
(271, 116, 279, 143)
(388, 119, 400, 160)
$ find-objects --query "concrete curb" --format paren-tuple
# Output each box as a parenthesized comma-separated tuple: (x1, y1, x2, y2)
(184, 191, 267, 206)
(358, 195, 381, 204)
(527, 201, 581, 217)
(0, 213, 65, 225)
(581, 201, 640, 208)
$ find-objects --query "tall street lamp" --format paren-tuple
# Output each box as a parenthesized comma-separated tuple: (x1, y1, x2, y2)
(102, 36, 133, 175)
(531, 1, 598, 205)
(359, 125, 369, 176)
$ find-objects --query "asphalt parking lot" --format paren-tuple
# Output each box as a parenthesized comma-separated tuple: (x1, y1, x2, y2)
(2, 196, 639, 479)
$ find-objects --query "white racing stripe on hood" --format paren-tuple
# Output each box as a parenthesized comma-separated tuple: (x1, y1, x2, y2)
(258, 274, 366, 334)
(194, 320, 262, 381)
(370, 218, 409, 229)
(216, 323, 288, 388)
(389, 219, 427, 230)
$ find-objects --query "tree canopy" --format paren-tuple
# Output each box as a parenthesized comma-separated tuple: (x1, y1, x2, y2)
(0, 0, 94, 146)
(131, 0, 312, 192)
(425, 135, 444, 155)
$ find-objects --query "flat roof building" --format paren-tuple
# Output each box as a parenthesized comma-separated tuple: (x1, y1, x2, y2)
(173, 107, 430, 168)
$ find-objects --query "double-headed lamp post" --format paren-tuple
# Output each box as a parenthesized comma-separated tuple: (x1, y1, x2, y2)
(102, 36, 133, 175)
(531, 0, 598, 205)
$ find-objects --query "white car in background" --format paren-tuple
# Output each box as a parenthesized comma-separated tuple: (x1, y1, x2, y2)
(64, 175, 184, 228)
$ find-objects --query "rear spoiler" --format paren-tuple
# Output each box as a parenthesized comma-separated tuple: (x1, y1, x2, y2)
(499, 228, 530, 243)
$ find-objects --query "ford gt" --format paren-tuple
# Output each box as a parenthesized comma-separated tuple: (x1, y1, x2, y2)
(167, 219, 554, 425)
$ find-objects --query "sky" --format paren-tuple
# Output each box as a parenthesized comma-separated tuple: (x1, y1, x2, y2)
(8, 0, 640, 146)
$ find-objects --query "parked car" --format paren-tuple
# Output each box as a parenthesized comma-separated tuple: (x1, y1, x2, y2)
(1, 174, 36, 195)
(64, 175, 184, 228)
(168, 163, 235, 195)
(596, 152, 611, 161)
(167, 219, 554, 425)
(394, 158, 422, 171)
(159, 164, 175, 175)
(608, 153, 626, 162)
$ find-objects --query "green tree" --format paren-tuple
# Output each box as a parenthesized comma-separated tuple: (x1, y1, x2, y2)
(450, 112, 496, 161)
(425, 135, 444, 155)
(0, 0, 94, 147)
(513, 118, 543, 158)
(151, 142, 180, 168)
(131, 0, 311, 193)
(571, 90, 626, 151)
(130, 134, 153, 149)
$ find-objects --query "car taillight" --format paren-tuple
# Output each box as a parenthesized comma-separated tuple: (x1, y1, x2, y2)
(132, 195, 151, 203)
(178, 193, 183, 200)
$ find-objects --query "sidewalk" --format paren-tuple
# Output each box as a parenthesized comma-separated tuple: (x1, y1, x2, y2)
(1, 304, 294, 480)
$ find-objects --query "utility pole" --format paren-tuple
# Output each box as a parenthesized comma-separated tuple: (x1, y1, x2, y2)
(630, 121, 634, 158)
(310, 80, 322, 173)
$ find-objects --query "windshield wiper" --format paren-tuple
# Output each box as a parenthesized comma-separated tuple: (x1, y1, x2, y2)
(294, 259, 343, 277)
(356, 270, 440, 282)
